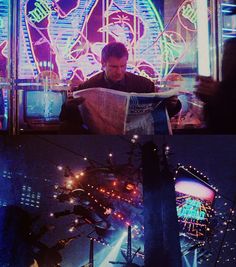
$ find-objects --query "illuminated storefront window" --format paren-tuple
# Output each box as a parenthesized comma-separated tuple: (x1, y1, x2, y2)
(0, 0, 10, 132)
(175, 166, 215, 243)
(0, 0, 228, 133)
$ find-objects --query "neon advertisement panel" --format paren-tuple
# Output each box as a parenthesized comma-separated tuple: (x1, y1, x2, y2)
(0, 0, 10, 131)
(14, 0, 212, 130)
(19, 0, 167, 82)
(175, 166, 215, 241)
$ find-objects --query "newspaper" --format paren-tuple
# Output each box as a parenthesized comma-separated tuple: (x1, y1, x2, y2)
(73, 87, 180, 135)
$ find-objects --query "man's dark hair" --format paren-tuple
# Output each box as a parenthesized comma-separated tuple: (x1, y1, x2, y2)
(101, 42, 128, 63)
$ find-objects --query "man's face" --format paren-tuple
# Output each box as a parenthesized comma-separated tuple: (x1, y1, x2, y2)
(102, 56, 128, 82)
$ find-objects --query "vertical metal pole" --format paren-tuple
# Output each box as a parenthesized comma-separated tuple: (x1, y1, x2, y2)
(133, 0, 137, 63)
(161, 144, 182, 267)
(105, 0, 109, 43)
(127, 225, 132, 262)
(8, 0, 18, 135)
(89, 239, 94, 267)
(211, 0, 222, 82)
(142, 141, 164, 267)
(142, 141, 182, 267)
(196, 0, 211, 76)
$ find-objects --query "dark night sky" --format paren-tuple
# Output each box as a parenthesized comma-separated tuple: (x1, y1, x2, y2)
(0, 135, 236, 267)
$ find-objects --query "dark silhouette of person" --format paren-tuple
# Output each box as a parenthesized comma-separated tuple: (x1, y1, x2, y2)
(0, 206, 35, 267)
(196, 38, 236, 134)
(0, 205, 78, 267)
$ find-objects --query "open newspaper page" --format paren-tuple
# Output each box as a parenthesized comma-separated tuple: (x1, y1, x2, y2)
(73, 88, 179, 134)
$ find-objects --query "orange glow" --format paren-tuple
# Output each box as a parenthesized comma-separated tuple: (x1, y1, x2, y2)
(126, 183, 135, 191)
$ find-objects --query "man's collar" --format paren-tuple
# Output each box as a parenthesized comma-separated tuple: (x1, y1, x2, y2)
(104, 72, 126, 87)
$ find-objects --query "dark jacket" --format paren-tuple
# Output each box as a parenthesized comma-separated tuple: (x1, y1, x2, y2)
(204, 38, 236, 134)
(77, 71, 155, 93)
(205, 80, 236, 134)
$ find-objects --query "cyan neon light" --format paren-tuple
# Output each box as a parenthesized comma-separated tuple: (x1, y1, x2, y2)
(196, 0, 210, 76)
(99, 231, 127, 267)
(183, 255, 192, 267)
(221, 3, 236, 8)
(222, 10, 233, 13)
(0, 17, 3, 28)
(223, 34, 236, 38)
(223, 28, 236, 32)
(177, 198, 206, 221)
(193, 248, 198, 267)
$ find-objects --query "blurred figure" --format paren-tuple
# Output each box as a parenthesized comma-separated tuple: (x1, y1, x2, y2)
(0, 206, 35, 267)
(196, 38, 236, 133)
(0, 205, 60, 267)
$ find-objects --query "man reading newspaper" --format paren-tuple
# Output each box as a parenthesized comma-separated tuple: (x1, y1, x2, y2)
(60, 42, 181, 134)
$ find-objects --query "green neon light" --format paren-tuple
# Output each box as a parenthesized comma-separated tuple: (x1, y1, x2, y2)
(162, 33, 184, 65)
(147, 0, 169, 77)
(28, 0, 51, 23)
(177, 198, 206, 221)
(181, 3, 197, 29)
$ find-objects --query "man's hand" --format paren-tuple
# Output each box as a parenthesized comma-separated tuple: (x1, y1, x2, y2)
(165, 95, 179, 109)
(195, 75, 219, 103)
(165, 95, 182, 117)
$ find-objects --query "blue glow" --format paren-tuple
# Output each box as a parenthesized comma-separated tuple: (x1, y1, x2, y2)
(221, 3, 236, 7)
(223, 28, 236, 32)
(183, 255, 192, 267)
(0, 199, 7, 207)
(222, 10, 233, 13)
(193, 248, 198, 267)
(98, 231, 127, 267)
(223, 35, 236, 38)
(25, 91, 66, 121)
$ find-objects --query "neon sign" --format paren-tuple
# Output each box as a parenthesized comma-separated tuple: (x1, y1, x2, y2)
(175, 167, 215, 240)
(27, 0, 51, 23)
(177, 198, 206, 221)
(178, 0, 198, 32)
(161, 31, 185, 64)
(0, 0, 9, 79)
(19, 0, 166, 81)
(181, 3, 197, 30)
(0, 0, 9, 129)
